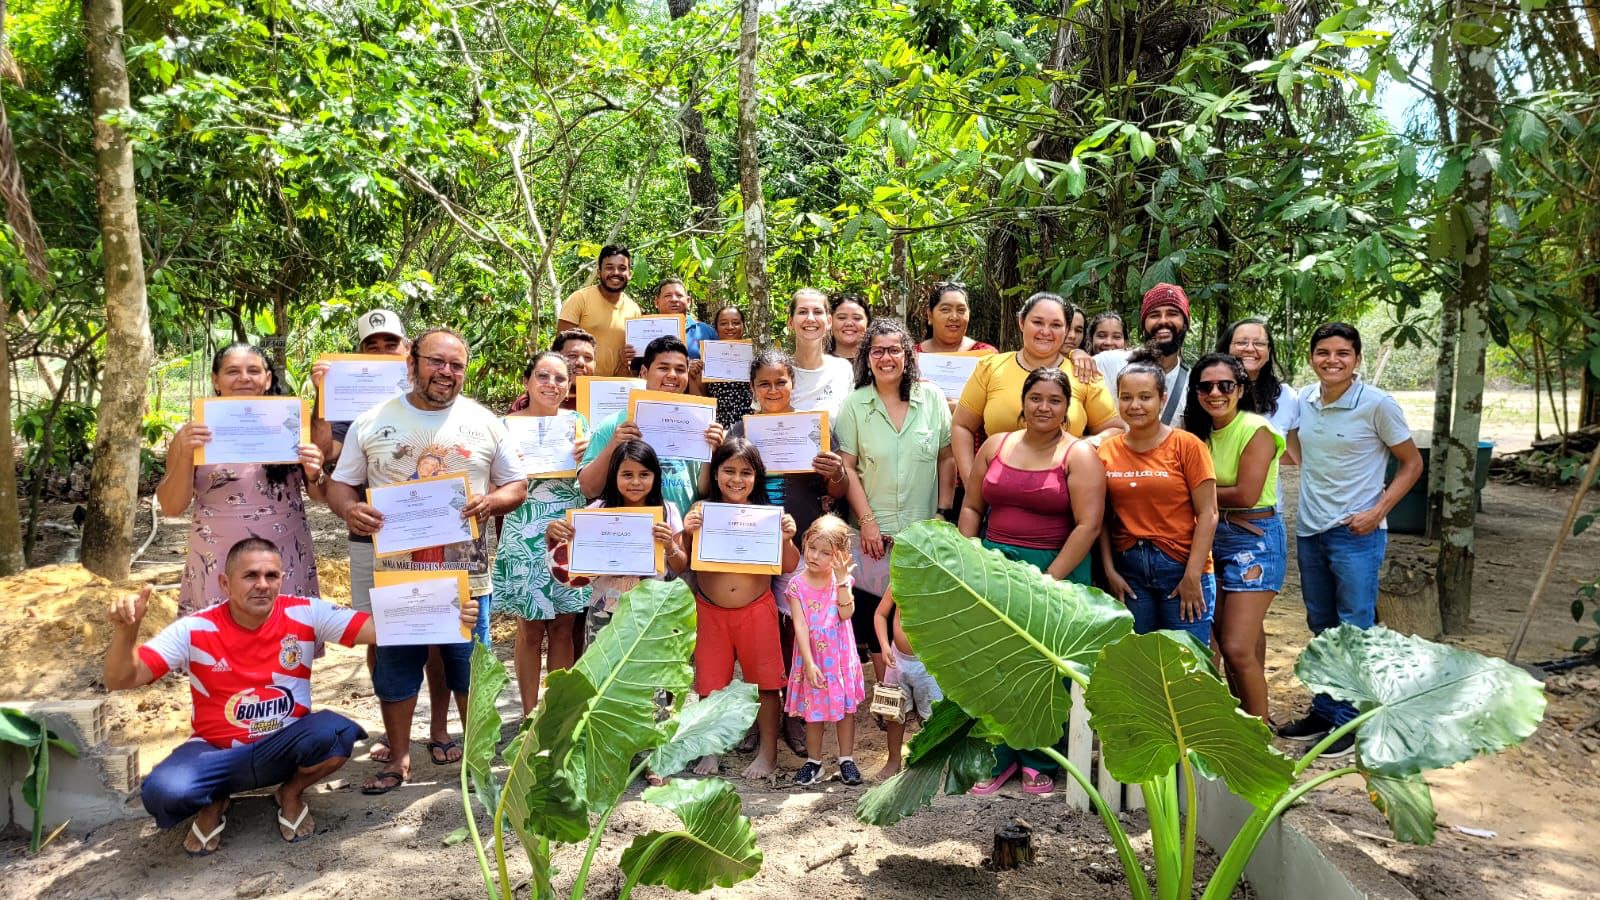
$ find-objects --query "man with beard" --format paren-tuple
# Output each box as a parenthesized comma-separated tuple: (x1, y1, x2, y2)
(559, 245, 640, 376)
(1083, 283, 1193, 424)
(105, 537, 481, 854)
(328, 327, 527, 795)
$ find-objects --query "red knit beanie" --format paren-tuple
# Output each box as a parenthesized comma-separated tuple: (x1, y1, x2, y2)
(1141, 283, 1190, 323)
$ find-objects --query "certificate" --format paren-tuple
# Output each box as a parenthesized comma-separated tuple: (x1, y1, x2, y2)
(625, 314, 686, 352)
(577, 376, 643, 425)
(567, 506, 664, 578)
(700, 340, 754, 382)
(740, 412, 828, 475)
(692, 502, 783, 575)
(629, 390, 718, 462)
(920, 351, 989, 403)
(370, 570, 472, 645)
(367, 474, 479, 558)
(506, 412, 583, 478)
(316, 354, 410, 421)
(193, 397, 308, 466)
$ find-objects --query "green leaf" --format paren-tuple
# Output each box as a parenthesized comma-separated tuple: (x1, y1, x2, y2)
(648, 681, 759, 777)
(856, 700, 993, 826)
(463, 643, 509, 816)
(0, 708, 43, 748)
(504, 668, 596, 845)
(572, 579, 696, 807)
(1364, 770, 1437, 844)
(1295, 625, 1546, 775)
(619, 779, 763, 892)
(888, 521, 1133, 750)
(884, 116, 917, 163)
(1086, 633, 1294, 810)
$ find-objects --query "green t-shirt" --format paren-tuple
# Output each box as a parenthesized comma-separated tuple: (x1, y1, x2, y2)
(1208, 410, 1283, 510)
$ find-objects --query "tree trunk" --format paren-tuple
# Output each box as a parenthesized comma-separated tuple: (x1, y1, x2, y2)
(0, 282, 23, 574)
(79, 0, 154, 580)
(1581, 263, 1600, 428)
(669, 0, 719, 231)
(736, 0, 770, 348)
(1436, 10, 1500, 633)
(1426, 293, 1458, 539)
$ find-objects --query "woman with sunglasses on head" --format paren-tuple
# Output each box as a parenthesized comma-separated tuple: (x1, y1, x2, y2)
(1182, 353, 1285, 721)
(917, 283, 996, 355)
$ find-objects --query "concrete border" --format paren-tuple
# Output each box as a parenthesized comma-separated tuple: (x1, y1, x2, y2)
(3, 699, 142, 833)
(1195, 775, 1417, 900)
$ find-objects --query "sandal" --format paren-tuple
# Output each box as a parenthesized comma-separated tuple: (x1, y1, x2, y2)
(361, 770, 406, 795)
(275, 802, 313, 843)
(969, 762, 1019, 796)
(185, 816, 227, 857)
(367, 735, 392, 764)
(428, 739, 463, 765)
(1021, 767, 1055, 795)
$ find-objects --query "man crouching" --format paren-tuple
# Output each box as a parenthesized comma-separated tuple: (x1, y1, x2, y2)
(103, 536, 478, 856)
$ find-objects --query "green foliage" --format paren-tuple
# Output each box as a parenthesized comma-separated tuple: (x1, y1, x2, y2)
(856, 699, 992, 827)
(0, 707, 80, 853)
(616, 779, 763, 895)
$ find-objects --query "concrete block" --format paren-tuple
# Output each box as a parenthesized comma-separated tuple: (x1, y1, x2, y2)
(99, 745, 141, 794)
(7, 699, 108, 748)
(1, 699, 141, 833)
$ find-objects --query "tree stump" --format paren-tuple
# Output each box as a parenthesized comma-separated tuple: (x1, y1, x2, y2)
(990, 824, 1034, 869)
(1377, 560, 1443, 640)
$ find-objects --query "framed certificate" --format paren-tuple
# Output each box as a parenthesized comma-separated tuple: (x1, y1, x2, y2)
(577, 376, 644, 426)
(505, 411, 583, 478)
(691, 502, 784, 575)
(919, 351, 990, 403)
(625, 314, 686, 352)
(628, 390, 718, 462)
(700, 340, 754, 382)
(740, 411, 828, 475)
(367, 473, 479, 558)
(315, 353, 410, 420)
(193, 396, 308, 466)
(566, 506, 664, 578)
(370, 570, 472, 644)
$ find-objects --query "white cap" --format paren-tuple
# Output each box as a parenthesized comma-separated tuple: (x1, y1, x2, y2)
(356, 309, 405, 342)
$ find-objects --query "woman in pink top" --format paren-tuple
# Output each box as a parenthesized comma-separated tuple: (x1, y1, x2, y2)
(957, 366, 1104, 795)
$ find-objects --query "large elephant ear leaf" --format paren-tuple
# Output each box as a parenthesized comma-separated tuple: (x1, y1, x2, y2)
(618, 778, 762, 892)
(889, 520, 1133, 749)
(855, 699, 993, 827)
(1085, 633, 1294, 810)
(504, 668, 596, 844)
(648, 681, 759, 777)
(462, 643, 509, 817)
(1295, 625, 1546, 775)
(573, 579, 697, 806)
(1365, 770, 1436, 845)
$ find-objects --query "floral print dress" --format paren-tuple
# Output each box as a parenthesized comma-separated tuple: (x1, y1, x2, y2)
(492, 474, 591, 620)
(784, 574, 865, 722)
(179, 464, 319, 614)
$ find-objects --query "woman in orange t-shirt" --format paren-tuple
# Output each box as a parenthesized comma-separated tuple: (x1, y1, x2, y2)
(1096, 350, 1219, 644)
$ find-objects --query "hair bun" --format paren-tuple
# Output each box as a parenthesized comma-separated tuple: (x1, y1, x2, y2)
(1126, 346, 1162, 366)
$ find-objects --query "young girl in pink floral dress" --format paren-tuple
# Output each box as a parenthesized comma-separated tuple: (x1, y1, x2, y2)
(785, 514, 866, 787)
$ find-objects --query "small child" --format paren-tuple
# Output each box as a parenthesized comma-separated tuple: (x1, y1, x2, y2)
(873, 587, 943, 780)
(785, 515, 866, 787)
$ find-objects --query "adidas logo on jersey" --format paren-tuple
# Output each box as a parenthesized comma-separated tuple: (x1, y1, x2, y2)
(213, 658, 232, 673)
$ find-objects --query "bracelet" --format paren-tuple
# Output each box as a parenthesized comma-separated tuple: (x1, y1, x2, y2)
(859, 511, 878, 525)
(828, 469, 846, 484)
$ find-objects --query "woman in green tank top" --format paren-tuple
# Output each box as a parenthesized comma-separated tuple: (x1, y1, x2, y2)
(1182, 353, 1286, 722)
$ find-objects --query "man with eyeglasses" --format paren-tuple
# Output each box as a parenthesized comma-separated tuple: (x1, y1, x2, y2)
(327, 327, 527, 795)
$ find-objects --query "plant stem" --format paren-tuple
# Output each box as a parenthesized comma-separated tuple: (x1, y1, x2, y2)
(461, 760, 499, 900)
(492, 785, 513, 900)
(1144, 767, 1181, 900)
(1041, 747, 1152, 900)
(1292, 708, 1378, 777)
(569, 758, 650, 898)
(1198, 766, 1359, 900)
(615, 840, 666, 900)
(1179, 755, 1198, 900)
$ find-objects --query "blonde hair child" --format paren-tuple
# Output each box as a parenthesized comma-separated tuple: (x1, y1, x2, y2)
(784, 515, 866, 786)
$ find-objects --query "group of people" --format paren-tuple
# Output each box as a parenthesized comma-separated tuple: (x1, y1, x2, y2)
(105, 243, 1423, 856)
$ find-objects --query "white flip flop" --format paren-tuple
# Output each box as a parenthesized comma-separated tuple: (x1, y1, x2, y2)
(185, 816, 226, 857)
(276, 803, 312, 844)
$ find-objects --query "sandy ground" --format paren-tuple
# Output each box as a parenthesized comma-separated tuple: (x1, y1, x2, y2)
(3, 459, 1597, 898)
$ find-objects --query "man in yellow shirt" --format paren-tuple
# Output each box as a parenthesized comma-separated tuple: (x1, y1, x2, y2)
(557, 245, 640, 376)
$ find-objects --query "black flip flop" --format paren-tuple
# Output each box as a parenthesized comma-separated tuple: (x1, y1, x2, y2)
(361, 770, 406, 795)
(428, 739, 462, 765)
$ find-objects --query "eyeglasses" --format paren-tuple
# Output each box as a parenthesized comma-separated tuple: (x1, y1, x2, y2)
(1196, 380, 1238, 395)
(868, 346, 906, 359)
(531, 371, 569, 385)
(419, 355, 467, 374)
(1230, 339, 1269, 349)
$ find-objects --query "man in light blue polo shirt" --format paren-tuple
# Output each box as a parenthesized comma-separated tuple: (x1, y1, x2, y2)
(1278, 322, 1422, 757)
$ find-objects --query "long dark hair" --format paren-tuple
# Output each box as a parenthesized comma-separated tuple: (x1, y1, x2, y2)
(1216, 318, 1284, 418)
(705, 437, 772, 506)
(852, 318, 920, 401)
(1182, 353, 1249, 443)
(600, 440, 665, 510)
(211, 343, 294, 486)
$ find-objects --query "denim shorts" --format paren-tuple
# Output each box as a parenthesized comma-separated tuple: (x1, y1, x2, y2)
(1112, 541, 1216, 646)
(371, 591, 492, 703)
(1213, 511, 1287, 593)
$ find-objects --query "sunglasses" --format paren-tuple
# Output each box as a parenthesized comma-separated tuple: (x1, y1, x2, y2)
(1195, 380, 1238, 395)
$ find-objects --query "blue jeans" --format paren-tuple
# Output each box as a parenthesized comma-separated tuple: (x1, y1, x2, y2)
(1296, 526, 1387, 726)
(1214, 512, 1287, 593)
(1113, 541, 1216, 645)
(372, 591, 492, 703)
(141, 710, 364, 829)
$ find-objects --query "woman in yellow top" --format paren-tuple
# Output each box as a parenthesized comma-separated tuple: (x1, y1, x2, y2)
(953, 292, 1122, 489)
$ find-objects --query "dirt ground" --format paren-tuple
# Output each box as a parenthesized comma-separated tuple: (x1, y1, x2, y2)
(3, 463, 1598, 898)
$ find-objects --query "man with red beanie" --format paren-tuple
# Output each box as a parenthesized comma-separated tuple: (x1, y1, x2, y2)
(1082, 282, 1192, 424)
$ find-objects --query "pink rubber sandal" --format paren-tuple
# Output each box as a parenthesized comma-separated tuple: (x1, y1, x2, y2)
(1021, 767, 1054, 795)
(969, 762, 1019, 796)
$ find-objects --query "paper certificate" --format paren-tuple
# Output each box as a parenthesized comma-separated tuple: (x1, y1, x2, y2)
(368, 474, 479, 558)
(567, 506, 664, 578)
(625, 314, 686, 352)
(920, 352, 989, 403)
(740, 412, 828, 475)
(506, 412, 583, 478)
(577, 376, 643, 425)
(629, 390, 718, 462)
(700, 340, 754, 382)
(316, 354, 410, 421)
(370, 570, 472, 645)
(692, 502, 783, 575)
(194, 397, 308, 466)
